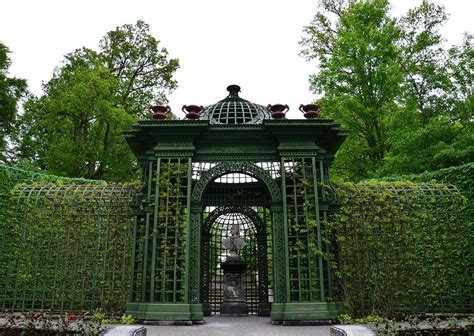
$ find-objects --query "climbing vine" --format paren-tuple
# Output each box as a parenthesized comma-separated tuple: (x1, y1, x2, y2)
(0, 181, 139, 313)
(382, 162, 473, 222)
(0, 164, 102, 235)
(1, 164, 471, 317)
(154, 159, 189, 303)
(328, 181, 472, 317)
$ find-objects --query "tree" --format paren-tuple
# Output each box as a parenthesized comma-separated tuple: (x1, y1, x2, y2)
(301, 0, 473, 180)
(0, 42, 27, 163)
(17, 55, 135, 180)
(301, 0, 402, 180)
(380, 4, 473, 175)
(398, 0, 449, 123)
(100, 20, 179, 117)
(15, 21, 179, 181)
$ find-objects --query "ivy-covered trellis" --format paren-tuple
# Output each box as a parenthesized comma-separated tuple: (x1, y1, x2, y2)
(331, 182, 473, 317)
(0, 182, 139, 313)
(0, 164, 471, 318)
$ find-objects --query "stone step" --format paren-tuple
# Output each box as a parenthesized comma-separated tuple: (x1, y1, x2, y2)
(330, 325, 375, 336)
(102, 325, 147, 336)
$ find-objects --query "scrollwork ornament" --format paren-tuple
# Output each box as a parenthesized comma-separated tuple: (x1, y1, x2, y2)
(192, 162, 281, 202)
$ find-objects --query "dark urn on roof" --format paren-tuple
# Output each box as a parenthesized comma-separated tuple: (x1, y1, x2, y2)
(150, 105, 171, 120)
(182, 105, 204, 119)
(299, 103, 321, 119)
(268, 104, 289, 119)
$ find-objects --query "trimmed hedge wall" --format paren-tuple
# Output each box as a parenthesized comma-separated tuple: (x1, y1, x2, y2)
(409, 163, 472, 197)
(0, 164, 103, 229)
(0, 183, 139, 313)
(0, 165, 110, 312)
(382, 163, 473, 218)
(329, 181, 472, 317)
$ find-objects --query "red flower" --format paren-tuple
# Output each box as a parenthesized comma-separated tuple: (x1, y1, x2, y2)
(66, 310, 77, 321)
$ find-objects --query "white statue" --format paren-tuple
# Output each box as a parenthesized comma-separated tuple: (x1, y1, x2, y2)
(223, 222, 245, 256)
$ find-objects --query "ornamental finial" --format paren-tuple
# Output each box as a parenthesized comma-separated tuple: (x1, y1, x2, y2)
(227, 84, 241, 98)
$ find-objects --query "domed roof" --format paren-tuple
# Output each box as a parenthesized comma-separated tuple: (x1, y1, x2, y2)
(200, 85, 271, 124)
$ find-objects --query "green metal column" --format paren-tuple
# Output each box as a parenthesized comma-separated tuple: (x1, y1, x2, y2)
(313, 157, 325, 301)
(256, 234, 270, 316)
(150, 158, 161, 302)
(269, 201, 287, 321)
(269, 157, 288, 321)
(187, 201, 204, 320)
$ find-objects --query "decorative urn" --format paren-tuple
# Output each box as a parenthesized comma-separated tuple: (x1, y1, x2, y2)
(182, 105, 204, 120)
(267, 104, 289, 119)
(299, 103, 321, 119)
(150, 105, 171, 120)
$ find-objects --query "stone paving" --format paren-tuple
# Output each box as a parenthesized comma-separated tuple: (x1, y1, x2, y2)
(142, 316, 331, 336)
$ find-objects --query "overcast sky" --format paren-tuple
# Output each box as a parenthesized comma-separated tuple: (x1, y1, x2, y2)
(1, 0, 473, 119)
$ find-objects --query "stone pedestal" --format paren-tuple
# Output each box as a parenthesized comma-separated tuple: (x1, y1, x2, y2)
(220, 257, 248, 316)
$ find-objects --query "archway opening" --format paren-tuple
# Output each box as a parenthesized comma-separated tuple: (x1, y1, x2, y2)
(204, 210, 258, 314)
(197, 168, 275, 316)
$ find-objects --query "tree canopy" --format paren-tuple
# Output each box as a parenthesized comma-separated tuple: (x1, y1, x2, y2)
(15, 20, 179, 181)
(301, 0, 473, 180)
(0, 42, 27, 163)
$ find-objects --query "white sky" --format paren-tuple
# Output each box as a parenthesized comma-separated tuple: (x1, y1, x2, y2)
(1, 0, 473, 119)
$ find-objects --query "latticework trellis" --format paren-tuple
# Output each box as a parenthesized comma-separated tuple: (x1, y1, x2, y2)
(330, 182, 473, 316)
(283, 158, 330, 303)
(0, 178, 470, 317)
(0, 164, 103, 240)
(0, 183, 139, 313)
(197, 167, 276, 316)
(129, 159, 191, 305)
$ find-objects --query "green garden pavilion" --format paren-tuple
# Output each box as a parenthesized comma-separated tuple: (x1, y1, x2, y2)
(124, 85, 347, 324)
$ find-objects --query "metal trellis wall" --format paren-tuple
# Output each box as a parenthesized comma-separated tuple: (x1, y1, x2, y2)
(331, 182, 473, 316)
(0, 183, 139, 313)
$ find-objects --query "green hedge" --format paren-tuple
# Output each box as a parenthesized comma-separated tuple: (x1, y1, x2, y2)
(330, 181, 473, 317)
(407, 163, 473, 197)
(0, 164, 103, 229)
(382, 163, 473, 216)
(0, 163, 104, 188)
(0, 183, 139, 313)
(0, 165, 109, 313)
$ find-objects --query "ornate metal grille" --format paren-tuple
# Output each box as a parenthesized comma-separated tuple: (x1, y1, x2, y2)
(198, 168, 275, 316)
(130, 158, 191, 304)
(282, 157, 334, 302)
(204, 209, 258, 314)
(199, 85, 272, 125)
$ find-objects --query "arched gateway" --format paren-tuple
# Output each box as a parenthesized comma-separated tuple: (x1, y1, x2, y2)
(123, 85, 347, 324)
